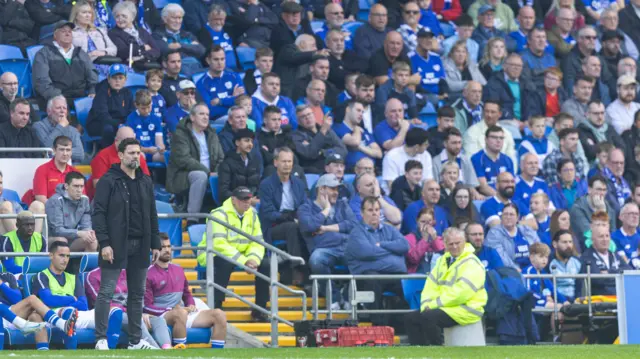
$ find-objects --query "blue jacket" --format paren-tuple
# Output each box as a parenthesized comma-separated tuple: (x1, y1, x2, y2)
(477, 245, 504, 271)
(297, 198, 355, 252)
(258, 173, 307, 242)
(86, 80, 134, 135)
(165, 103, 188, 134)
(549, 180, 588, 210)
(346, 221, 409, 274)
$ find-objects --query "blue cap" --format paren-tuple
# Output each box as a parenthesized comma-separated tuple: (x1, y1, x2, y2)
(478, 4, 495, 15)
(108, 64, 127, 78)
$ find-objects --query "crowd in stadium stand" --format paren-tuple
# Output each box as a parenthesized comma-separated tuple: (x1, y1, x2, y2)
(0, 0, 639, 348)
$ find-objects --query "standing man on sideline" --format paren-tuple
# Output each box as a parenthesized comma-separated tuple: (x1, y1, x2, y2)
(92, 138, 161, 350)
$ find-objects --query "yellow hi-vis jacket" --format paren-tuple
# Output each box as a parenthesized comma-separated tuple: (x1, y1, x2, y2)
(197, 198, 265, 267)
(421, 243, 488, 325)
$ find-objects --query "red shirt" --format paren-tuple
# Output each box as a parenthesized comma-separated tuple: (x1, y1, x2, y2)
(33, 159, 79, 199)
(545, 91, 560, 118)
(86, 144, 150, 199)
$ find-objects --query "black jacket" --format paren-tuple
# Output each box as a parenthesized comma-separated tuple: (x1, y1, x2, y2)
(242, 68, 260, 96)
(218, 151, 262, 203)
(227, 0, 279, 49)
(0, 94, 39, 125)
(269, 18, 316, 58)
(579, 247, 630, 296)
(482, 73, 535, 121)
(256, 126, 295, 168)
(328, 51, 367, 91)
(528, 87, 568, 118)
(291, 125, 347, 174)
(0, 122, 42, 158)
(622, 126, 640, 164)
(92, 164, 160, 270)
(159, 73, 188, 108)
(0, 0, 36, 50)
(389, 175, 421, 211)
(24, 0, 70, 39)
(108, 26, 161, 69)
(86, 80, 135, 136)
(577, 122, 626, 162)
(619, 5, 640, 53)
(273, 44, 316, 98)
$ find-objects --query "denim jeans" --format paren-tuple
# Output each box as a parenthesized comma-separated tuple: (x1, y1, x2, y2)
(309, 247, 349, 304)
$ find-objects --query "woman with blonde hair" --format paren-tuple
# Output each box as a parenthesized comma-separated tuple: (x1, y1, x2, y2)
(443, 40, 486, 99)
(71, 1, 117, 61)
(478, 37, 507, 81)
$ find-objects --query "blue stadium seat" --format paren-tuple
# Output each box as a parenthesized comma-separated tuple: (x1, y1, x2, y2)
(147, 161, 166, 169)
(192, 71, 205, 85)
(236, 47, 256, 71)
(20, 257, 51, 297)
(226, 50, 238, 71)
(311, 20, 325, 33)
(188, 224, 206, 261)
(156, 200, 183, 256)
(402, 277, 426, 310)
(0, 58, 32, 98)
(0, 45, 24, 60)
(208, 175, 219, 204)
(74, 97, 100, 154)
(419, 112, 438, 129)
(343, 21, 363, 34)
(125, 72, 146, 95)
(39, 24, 56, 42)
(211, 123, 224, 133)
(305, 174, 320, 189)
(80, 253, 99, 273)
(1, 188, 22, 205)
(358, 0, 372, 9)
(26, 45, 43, 67)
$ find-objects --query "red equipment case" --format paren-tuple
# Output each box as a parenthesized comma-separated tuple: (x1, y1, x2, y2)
(315, 326, 394, 347)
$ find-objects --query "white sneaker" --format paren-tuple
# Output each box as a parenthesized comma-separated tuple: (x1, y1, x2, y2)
(95, 339, 109, 350)
(19, 321, 45, 335)
(128, 339, 159, 350)
(343, 302, 353, 311)
(330, 302, 341, 311)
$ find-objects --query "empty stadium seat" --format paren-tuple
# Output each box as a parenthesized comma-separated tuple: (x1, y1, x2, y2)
(156, 200, 183, 256)
(26, 45, 43, 67)
(74, 97, 100, 155)
(402, 277, 426, 310)
(208, 175, 219, 204)
(0, 45, 24, 61)
(124, 72, 147, 95)
(226, 50, 238, 71)
(311, 20, 325, 33)
(192, 71, 205, 84)
(305, 174, 320, 189)
(0, 58, 32, 98)
(211, 123, 224, 133)
(236, 47, 256, 71)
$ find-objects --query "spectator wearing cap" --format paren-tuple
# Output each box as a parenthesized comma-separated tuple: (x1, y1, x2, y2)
(292, 104, 347, 174)
(218, 128, 262, 205)
(599, 30, 625, 82)
(292, 57, 339, 112)
(251, 73, 298, 130)
(33, 95, 84, 163)
(86, 64, 135, 149)
(309, 153, 355, 201)
(606, 75, 640, 135)
(166, 103, 224, 223)
(165, 80, 196, 135)
(196, 45, 244, 121)
(468, 0, 518, 33)
(333, 100, 382, 171)
(471, 5, 515, 57)
(218, 106, 263, 170)
(382, 127, 434, 191)
(0, 98, 42, 159)
(227, 0, 278, 49)
(411, 28, 448, 106)
(274, 34, 325, 100)
(375, 62, 419, 122)
(270, 1, 316, 57)
(33, 20, 97, 108)
(442, 14, 479, 62)
(24, 0, 71, 40)
(618, 0, 640, 56)
(353, 3, 391, 59)
(298, 173, 356, 310)
(158, 51, 188, 108)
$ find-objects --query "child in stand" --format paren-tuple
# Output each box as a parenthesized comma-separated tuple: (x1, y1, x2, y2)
(126, 90, 166, 163)
(235, 95, 256, 131)
(146, 69, 167, 121)
(527, 193, 552, 247)
(518, 116, 555, 171)
(587, 142, 613, 178)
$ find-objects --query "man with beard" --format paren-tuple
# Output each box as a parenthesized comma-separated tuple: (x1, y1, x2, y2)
(466, 223, 503, 270)
(606, 75, 640, 135)
(334, 75, 376, 132)
(92, 137, 161, 350)
(480, 172, 529, 228)
(147, 235, 227, 348)
(577, 100, 626, 163)
(549, 230, 582, 302)
(543, 128, 587, 184)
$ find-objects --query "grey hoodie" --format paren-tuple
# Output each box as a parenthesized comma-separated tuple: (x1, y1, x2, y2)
(45, 183, 92, 240)
(485, 224, 540, 271)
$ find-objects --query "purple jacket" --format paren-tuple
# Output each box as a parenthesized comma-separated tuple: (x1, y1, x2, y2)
(85, 268, 128, 310)
(144, 263, 195, 316)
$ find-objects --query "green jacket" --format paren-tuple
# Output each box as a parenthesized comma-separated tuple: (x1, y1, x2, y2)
(166, 116, 224, 194)
(468, 0, 518, 33)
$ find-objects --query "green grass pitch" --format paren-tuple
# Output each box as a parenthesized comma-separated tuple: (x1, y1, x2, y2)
(2, 346, 640, 359)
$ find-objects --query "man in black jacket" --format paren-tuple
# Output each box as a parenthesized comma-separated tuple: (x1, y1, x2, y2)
(159, 50, 188, 108)
(227, 0, 279, 49)
(218, 128, 262, 204)
(24, 0, 70, 39)
(292, 56, 339, 110)
(256, 105, 295, 168)
(0, 72, 39, 124)
(0, 98, 42, 158)
(269, 1, 316, 57)
(0, 0, 36, 51)
(92, 137, 160, 350)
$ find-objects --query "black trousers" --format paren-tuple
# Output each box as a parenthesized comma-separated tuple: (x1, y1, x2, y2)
(270, 221, 308, 264)
(357, 271, 405, 311)
(406, 309, 458, 346)
(213, 255, 270, 309)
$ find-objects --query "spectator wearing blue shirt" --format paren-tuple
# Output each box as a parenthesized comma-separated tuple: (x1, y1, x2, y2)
(374, 98, 412, 151)
(1, 211, 47, 274)
(410, 28, 447, 106)
(612, 203, 640, 264)
(508, 6, 536, 53)
(514, 153, 551, 210)
(314, 3, 354, 50)
(165, 80, 196, 136)
(251, 73, 297, 130)
(518, 117, 556, 170)
(549, 159, 588, 210)
(196, 45, 245, 121)
(480, 172, 530, 228)
(417, 0, 444, 37)
(333, 100, 383, 171)
(375, 62, 420, 122)
(520, 28, 557, 89)
(196, 6, 234, 65)
(145, 69, 168, 121)
(470, 125, 515, 192)
(442, 15, 479, 62)
(466, 223, 504, 270)
(337, 73, 358, 105)
(350, 173, 402, 227)
(402, 179, 449, 235)
(527, 193, 552, 247)
(524, 243, 568, 310)
(125, 90, 165, 163)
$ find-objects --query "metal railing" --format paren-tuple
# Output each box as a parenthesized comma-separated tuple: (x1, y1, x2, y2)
(0, 148, 54, 157)
(0, 213, 49, 239)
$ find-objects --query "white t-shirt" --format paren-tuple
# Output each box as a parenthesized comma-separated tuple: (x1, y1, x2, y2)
(382, 146, 433, 186)
(192, 130, 209, 169)
(280, 180, 294, 211)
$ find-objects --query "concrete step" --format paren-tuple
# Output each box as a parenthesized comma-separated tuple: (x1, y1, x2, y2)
(234, 322, 294, 333)
(225, 311, 349, 322)
(222, 297, 324, 309)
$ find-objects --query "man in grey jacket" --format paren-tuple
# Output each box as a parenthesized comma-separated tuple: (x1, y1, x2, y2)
(570, 174, 617, 249)
(33, 95, 84, 163)
(45, 171, 96, 251)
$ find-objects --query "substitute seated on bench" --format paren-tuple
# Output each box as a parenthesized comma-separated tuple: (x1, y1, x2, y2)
(406, 227, 487, 346)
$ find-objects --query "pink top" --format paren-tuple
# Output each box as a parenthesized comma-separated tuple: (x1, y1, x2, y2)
(404, 233, 445, 273)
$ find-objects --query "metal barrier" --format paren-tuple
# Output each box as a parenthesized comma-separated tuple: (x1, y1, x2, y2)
(0, 213, 49, 239)
(0, 148, 53, 157)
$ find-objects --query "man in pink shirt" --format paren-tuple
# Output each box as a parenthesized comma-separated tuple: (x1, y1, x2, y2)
(144, 234, 228, 348)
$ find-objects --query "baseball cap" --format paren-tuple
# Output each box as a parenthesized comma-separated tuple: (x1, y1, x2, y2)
(232, 186, 253, 200)
(53, 20, 75, 31)
(617, 74, 637, 87)
(179, 79, 196, 91)
(478, 4, 495, 15)
(233, 128, 255, 141)
(417, 27, 434, 38)
(316, 174, 342, 188)
(601, 30, 624, 42)
(108, 64, 127, 78)
(324, 153, 345, 165)
(281, 1, 303, 13)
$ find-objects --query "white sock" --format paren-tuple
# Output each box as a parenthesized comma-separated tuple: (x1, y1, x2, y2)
(12, 316, 27, 329)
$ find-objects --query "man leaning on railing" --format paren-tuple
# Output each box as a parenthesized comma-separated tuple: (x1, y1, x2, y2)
(406, 227, 487, 346)
(197, 186, 269, 322)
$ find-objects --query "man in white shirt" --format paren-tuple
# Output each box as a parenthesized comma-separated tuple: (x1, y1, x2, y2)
(382, 127, 433, 190)
(606, 75, 640, 134)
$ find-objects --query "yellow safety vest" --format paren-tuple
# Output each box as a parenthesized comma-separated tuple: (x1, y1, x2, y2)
(4, 231, 44, 271)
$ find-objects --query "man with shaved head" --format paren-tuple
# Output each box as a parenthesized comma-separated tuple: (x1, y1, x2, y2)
(369, 31, 414, 86)
(354, 3, 391, 59)
(0, 72, 38, 124)
(86, 126, 151, 199)
(508, 6, 537, 53)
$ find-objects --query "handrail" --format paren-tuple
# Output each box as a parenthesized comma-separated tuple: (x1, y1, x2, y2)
(0, 148, 53, 156)
(0, 213, 49, 240)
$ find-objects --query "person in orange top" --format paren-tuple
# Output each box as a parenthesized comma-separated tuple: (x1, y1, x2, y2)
(86, 126, 150, 199)
(30, 136, 80, 205)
